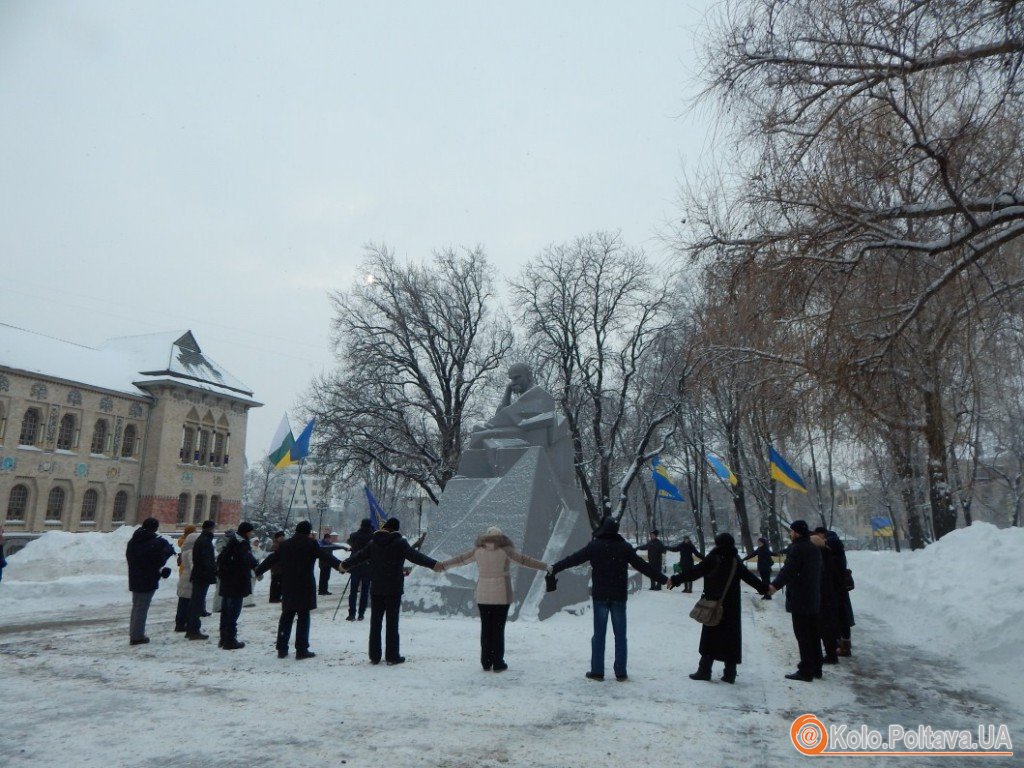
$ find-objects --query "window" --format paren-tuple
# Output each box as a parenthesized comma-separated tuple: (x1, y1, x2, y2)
(176, 493, 189, 525)
(6, 484, 28, 521)
(121, 424, 137, 458)
(90, 419, 108, 454)
(81, 489, 98, 522)
(211, 432, 225, 467)
(197, 430, 210, 466)
(112, 491, 128, 523)
(57, 413, 76, 450)
(19, 408, 40, 445)
(209, 495, 220, 525)
(193, 494, 205, 524)
(46, 486, 66, 521)
(180, 426, 195, 464)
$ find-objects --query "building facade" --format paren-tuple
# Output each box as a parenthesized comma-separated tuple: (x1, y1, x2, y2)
(0, 325, 260, 550)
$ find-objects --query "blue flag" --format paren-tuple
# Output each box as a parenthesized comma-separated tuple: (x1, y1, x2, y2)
(651, 455, 685, 502)
(289, 418, 316, 462)
(364, 485, 388, 530)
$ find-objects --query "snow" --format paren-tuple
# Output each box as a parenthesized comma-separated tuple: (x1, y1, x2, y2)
(1, 524, 1022, 767)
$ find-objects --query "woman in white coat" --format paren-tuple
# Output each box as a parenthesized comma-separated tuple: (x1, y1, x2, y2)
(441, 526, 549, 672)
(174, 528, 199, 632)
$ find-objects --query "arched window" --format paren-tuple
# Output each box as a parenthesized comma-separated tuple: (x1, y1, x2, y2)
(6, 484, 28, 521)
(46, 486, 66, 521)
(81, 489, 98, 522)
(57, 413, 76, 450)
(121, 425, 137, 457)
(193, 494, 206, 524)
(197, 430, 210, 466)
(209, 495, 221, 525)
(90, 419, 108, 454)
(176, 493, 189, 525)
(180, 426, 195, 464)
(19, 408, 40, 445)
(112, 490, 128, 523)
(211, 432, 225, 467)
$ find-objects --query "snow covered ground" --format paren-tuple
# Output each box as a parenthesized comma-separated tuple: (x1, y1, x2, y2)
(1, 524, 1021, 767)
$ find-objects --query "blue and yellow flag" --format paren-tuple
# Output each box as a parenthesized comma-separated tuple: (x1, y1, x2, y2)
(706, 453, 738, 486)
(871, 516, 894, 537)
(364, 485, 388, 530)
(769, 446, 807, 493)
(651, 455, 685, 502)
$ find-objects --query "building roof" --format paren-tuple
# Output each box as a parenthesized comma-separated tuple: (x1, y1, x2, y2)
(0, 323, 257, 403)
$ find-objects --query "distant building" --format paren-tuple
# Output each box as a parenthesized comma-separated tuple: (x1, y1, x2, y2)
(0, 324, 260, 550)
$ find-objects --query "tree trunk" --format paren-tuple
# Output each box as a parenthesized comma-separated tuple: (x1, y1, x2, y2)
(889, 435, 927, 550)
(923, 388, 956, 539)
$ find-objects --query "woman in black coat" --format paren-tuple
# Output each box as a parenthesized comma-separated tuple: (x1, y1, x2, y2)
(670, 532, 767, 683)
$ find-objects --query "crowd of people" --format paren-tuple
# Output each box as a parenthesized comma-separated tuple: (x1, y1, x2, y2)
(124, 514, 854, 684)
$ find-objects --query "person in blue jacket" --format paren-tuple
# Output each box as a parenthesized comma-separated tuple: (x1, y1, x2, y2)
(125, 517, 175, 645)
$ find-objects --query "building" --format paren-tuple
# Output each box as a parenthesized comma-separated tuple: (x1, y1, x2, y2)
(0, 324, 260, 552)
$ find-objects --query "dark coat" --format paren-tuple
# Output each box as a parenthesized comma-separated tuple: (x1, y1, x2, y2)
(346, 526, 373, 573)
(635, 538, 667, 569)
(190, 530, 217, 586)
(667, 540, 704, 577)
(671, 546, 766, 663)
(827, 533, 855, 629)
(341, 530, 437, 596)
(217, 532, 258, 598)
(772, 536, 822, 615)
(744, 544, 775, 573)
(552, 531, 666, 601)
(126, 528, 175, 593)
(255, 534, 343, 612)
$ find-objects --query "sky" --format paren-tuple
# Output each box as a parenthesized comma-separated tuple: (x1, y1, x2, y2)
(0, 1, 718, 462)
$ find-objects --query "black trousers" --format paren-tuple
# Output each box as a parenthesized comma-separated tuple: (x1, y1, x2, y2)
(318, 564, 332, 594)
(277, 608, 311, 653)
(758, 567, 772, 589)
(792, 613, 823, 676)
(187, 583, 210, 634)
(348, 571, 371, 618)
(478, 603, 511, 669)
(174, 596, 190, 630)
(369, 594, 402, 662)
(269, 573, 283, 603)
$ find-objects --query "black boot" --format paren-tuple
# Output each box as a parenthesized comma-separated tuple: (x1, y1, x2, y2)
(689, 656, 713, 681)
(721, 663, 737, 684)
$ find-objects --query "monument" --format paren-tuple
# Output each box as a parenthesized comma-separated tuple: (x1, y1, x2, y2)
(403, 364, 592, 620)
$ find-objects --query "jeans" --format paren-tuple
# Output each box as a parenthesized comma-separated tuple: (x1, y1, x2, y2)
(219, 596, 243, 643)
(277, 609, 311, 653)
(187, 583, 210, 634)
(479, 603, 511, 669)
(348, 571, 371, 618)
(591, 599, 627, 678)
(369, 594, 402, 662)
(130, 590, 155, 641)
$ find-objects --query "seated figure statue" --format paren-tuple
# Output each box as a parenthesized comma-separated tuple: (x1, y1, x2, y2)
(469, 363, 561, 449)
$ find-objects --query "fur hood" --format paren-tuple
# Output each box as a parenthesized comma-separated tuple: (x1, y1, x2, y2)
(474, 532, 514, 549)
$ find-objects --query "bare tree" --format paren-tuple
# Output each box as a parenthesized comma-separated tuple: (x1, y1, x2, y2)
(309, 245, 513, 504)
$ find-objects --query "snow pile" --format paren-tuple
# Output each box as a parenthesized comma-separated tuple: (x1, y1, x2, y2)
(848, 522, 1024, 664)
(1, 526, 179, 621)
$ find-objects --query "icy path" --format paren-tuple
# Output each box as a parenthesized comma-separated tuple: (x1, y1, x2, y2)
(1, 583, 1018, 768)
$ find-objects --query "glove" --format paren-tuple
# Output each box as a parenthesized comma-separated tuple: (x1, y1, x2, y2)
(160, 567, 172, 579)
(545, 571, 558, 593)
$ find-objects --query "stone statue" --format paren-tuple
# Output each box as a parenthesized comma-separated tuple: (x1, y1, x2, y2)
(404, 363, 592, 620)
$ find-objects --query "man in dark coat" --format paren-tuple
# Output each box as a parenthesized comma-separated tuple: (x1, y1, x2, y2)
(125, 517, 175, 645)
(340, 517, 440, 665)
(217, 521, 258, 650)
(672, 532, 767, 683)
(267, 530, 286, 604)
(255, 520, 345, 659)
(635, 529, 668, 590)
(811, 528, 843, 665)
(743, 537, 776, 599)
(769, 520, 823, 682)
(550, 517, 667, 682)
(318, 530, 344, 595)
(186, 519, 217, 640)
(345, 518, 374, 621)
(667, 535, 703, 592)
(826, 529, 855, 656)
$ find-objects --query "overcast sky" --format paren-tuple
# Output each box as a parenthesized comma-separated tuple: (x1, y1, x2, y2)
(0, 1, 717, 462)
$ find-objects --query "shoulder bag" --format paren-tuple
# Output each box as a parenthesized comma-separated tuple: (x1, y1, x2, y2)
(689, 556, 738, 627)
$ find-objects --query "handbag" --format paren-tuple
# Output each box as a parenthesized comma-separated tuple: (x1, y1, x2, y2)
(843, 568, 855, 591)
(689, 557, 738, 627)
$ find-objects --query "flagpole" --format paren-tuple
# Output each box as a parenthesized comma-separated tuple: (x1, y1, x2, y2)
(282, 458, 306, 531)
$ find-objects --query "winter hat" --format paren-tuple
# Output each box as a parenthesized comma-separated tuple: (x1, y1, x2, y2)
(237, 521, 255, 536)
(201, 520, 216, 531)
(651, 529, 660, 536)
(360, 518, 373, 530)
(295, 521, 313, 535)
(485, 526, 503, 537)
(813, 526, 829, 535)
(383, 517, 400, 531)
(141, 517, 159, 532)
(273, 530, 286, 539)
(596, 517, 619, 536)
(789, 520, 810, 536)
(714, 531, 736, 550)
